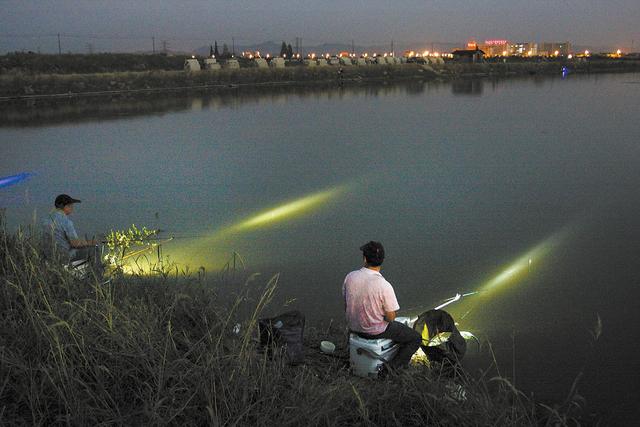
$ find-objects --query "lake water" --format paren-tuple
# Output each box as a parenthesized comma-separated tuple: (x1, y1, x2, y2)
(2, 73, 639, 422)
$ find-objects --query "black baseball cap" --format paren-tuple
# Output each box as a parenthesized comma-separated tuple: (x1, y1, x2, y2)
(54, 194, 81, 208)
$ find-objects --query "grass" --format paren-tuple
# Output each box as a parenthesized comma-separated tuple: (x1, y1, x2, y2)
(0, 220, 592, 425)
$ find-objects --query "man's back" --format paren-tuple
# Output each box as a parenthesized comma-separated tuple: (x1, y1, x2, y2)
(343, 267, 399, 335)
(42, 210, 77, 255)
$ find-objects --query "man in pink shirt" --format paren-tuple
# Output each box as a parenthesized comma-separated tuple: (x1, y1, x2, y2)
(343, 241, 421, 371)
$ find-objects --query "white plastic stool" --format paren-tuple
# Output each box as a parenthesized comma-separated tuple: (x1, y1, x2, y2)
(348, 317, 412, 378)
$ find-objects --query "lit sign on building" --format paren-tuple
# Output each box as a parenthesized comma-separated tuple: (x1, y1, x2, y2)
(484, 40, 509, 46)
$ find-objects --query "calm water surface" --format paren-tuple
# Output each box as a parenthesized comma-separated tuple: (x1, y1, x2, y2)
(2, 74, 639, 422)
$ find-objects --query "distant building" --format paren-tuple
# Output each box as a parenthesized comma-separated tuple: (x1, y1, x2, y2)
(538, 42, 571, 56)
(452, 48, 485, 63)
(511, 42, 538, 56)
(478, 40, 510, 57)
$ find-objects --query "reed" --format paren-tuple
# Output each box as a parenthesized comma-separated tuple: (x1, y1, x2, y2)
(0, 221, 590, 425)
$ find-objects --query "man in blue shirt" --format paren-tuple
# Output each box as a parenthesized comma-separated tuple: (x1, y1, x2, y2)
(42, 194, 98, 262)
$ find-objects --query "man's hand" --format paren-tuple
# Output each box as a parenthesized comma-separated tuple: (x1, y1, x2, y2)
(384, 311, 397, 322)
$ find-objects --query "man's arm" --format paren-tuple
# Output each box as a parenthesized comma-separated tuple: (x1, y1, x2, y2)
(64, 219, 97, 248)
(69, 238, 98, 248)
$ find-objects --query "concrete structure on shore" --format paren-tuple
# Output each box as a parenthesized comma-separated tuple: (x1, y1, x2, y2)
(223, 59, 240, 69)
(269, 57, 285, 68)
(203, 58, 220, 70)
(184, 58, 201, 72)
(339, 57, 353, 66)
(253, 58, 268, 68)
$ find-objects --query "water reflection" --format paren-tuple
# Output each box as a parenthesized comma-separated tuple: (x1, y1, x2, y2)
(451, 79, 484, 95)
(0, 80, 438, 127)
(0, 74, 589, 128)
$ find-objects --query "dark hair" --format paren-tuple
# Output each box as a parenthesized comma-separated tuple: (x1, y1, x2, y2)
(360, 241, 385, 267)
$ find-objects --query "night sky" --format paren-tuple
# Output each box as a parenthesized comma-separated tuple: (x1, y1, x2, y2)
(1, 0, 638, 53)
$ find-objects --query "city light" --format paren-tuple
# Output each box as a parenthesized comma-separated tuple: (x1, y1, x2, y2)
(568, 54, 573, 59)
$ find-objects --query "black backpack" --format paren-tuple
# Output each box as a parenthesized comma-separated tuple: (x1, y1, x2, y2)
(258, 310, 305, 365)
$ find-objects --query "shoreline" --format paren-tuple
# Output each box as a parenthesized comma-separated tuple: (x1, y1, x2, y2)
(1, 59, 639, 100)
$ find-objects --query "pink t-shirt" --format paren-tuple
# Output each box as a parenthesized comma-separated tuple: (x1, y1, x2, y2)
(342, 267, 400, 335)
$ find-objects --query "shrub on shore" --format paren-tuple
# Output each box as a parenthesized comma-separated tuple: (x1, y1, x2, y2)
(0, 223, 589, 425)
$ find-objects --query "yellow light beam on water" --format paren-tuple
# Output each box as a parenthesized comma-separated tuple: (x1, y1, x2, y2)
(212, 184, 349, 239)
(478, 229, 569, 294)
(231, 187, 344, 232)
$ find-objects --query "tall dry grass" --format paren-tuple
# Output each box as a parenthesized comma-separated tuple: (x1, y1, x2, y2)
(0, 220, 590, 425)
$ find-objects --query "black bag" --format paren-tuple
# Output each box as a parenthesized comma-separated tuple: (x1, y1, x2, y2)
(258, 310, 305, 365)
(413, 309, 466, 365)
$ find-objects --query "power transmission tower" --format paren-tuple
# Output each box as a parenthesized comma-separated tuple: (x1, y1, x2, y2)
(86, 43, 93, 54)
(152, 36, 155, 54)
(162, 40, 169, 54)
(57, 33, 61, 54)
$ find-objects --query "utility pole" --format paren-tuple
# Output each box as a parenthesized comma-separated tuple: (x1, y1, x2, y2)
(351, 39, 355, 55)
(152, 36, 155, 54)
(57, 33, 61, 55)
(300, 37, 303, 57)
(295, 37, 299, 55)
(86, 43, 93, 54)
(232, 37, 235, 56)
(162, 40, 169, 54)
(390, 39, 394, 56)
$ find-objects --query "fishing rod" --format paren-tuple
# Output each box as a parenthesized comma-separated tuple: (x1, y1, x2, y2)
(407, 290, 481, 326)
(433, 291, 480, 310)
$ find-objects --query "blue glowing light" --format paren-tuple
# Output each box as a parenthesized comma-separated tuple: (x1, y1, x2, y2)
(0, 173, 33, 189)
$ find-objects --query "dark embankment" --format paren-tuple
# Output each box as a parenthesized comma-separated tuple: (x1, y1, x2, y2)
(1, 52, 639, 99)
(0, 221, 598, 425)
